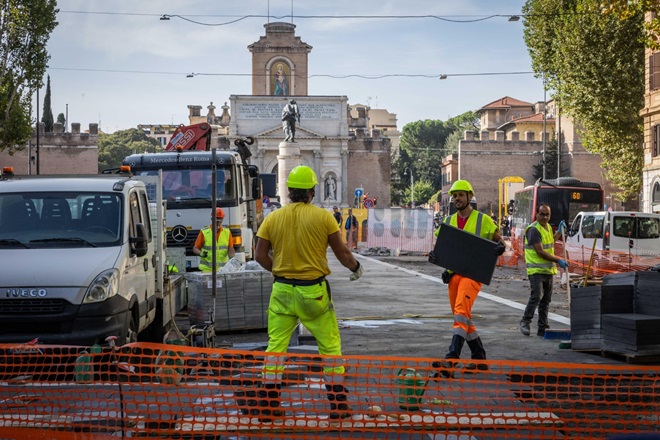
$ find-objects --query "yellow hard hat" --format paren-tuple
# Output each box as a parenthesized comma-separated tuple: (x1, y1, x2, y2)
(449, 180, 474, 195)
(286, 165, 318, 189)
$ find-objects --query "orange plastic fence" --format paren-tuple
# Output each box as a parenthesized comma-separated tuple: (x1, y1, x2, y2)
(505, 237, 660, 277)
(1, 343, 659, 439)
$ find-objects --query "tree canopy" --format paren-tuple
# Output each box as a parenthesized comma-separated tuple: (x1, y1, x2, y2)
(391, 112, 478, 206)
(522, 0, 645, 199)
(98, 128, 162, 173)
(0, 0, 58, 151)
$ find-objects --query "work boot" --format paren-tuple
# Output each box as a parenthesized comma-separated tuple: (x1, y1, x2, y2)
(519, 321, 531, 336)
(432, 335, 465, 378)
(465, 337, 488, 371)
(325, 384, 351, 420)
(537, 325, 549, 337)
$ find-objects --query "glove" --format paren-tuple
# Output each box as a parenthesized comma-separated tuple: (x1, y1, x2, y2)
(201, 250, 209, 259)
(428, 251, 438, 265)
(441, 270, 452, 284)
(557, 259, 569, 270)
(493, 242, 506, 256)
(557, 220, 567, 235)
(349, 261, 364, 281)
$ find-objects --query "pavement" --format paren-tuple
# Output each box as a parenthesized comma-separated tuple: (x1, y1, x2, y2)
(206, 251, 645, 367)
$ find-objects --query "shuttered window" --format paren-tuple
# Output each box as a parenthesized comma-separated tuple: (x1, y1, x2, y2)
(653, 124, 660, 157)
(651, 52, 660, 91)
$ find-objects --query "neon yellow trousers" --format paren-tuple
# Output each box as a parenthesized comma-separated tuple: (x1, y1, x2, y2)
(263, 280, 345, 381)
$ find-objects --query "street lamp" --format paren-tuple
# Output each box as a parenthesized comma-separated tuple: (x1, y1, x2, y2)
(404, 167, 414, 208)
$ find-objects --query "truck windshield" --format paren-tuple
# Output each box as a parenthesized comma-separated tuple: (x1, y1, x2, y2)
(134, 166, 235, 207)
(0, 192, 122, 247)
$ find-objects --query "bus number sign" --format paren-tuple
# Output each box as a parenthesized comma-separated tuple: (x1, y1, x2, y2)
(571, 192, 582, 200)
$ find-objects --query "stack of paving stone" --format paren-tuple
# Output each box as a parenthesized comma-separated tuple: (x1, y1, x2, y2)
(599, 270, 660, 356)
(186, 271, 273, 332)
(570, 285, 634, 350)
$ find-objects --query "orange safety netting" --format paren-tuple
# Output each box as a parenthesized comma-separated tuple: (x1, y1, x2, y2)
(1, 343, 659, 439)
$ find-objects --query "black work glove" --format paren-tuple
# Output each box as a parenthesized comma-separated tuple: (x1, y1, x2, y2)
(494, 242, 506, 256)
(441, 270, 451, 284)
(428, 251, 438, 265)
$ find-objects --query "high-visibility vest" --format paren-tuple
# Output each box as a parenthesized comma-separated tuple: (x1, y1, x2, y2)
(524, 221, 557, 275)
(199, 227, 230, 272)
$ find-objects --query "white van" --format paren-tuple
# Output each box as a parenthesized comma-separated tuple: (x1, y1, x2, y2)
(566, 211, 660, 255)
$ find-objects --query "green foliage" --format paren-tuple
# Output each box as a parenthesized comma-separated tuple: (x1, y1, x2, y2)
(41, 75, 53, 132)
(601, 0, 660, 49)
(523, 0, 645, 199)
(401, 179, 435, 207)
(0, 0, 58, 152)
(98, 128, 162, 173)
(0, 76, 31, 150)
(391, 112, 479, 206)
(56, 113, 65, 125)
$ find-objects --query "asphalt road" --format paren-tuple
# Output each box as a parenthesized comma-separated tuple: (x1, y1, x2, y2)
(195, 252, 640, 366)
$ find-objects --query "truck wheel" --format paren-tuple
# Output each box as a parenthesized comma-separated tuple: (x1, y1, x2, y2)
(124, 313, 138, 345)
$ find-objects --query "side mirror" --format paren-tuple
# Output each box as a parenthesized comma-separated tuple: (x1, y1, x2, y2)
(130, 223, 149, 257)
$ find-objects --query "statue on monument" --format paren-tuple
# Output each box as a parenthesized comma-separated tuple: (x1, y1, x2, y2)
(325, 176, 337, 201)
(282, 99, 300, 142)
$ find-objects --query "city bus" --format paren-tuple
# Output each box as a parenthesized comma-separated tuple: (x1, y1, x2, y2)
(509, 177, 604, 248)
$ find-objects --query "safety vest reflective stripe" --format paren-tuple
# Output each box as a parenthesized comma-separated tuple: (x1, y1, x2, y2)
(524, 243, 553, 250)
(443, 211, 484, 236)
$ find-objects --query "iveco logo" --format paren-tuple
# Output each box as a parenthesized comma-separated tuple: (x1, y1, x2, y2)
(6, 289, 47, 298)
(171, 225, 188, 242)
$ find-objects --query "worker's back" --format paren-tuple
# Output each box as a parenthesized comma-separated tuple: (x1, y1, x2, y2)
(258, 202, 339, 279)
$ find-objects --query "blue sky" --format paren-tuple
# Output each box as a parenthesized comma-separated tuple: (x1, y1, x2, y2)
(43, 0, 542, 133)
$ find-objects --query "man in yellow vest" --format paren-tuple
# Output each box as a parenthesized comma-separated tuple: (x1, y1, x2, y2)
(520, 203, 568, 337)
(192, 207, 235, 272)
(428, 180, 506, 377)
(244, 165, 363, 421)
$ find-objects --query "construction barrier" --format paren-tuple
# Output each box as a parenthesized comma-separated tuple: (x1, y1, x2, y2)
(1, 342, 659, 439)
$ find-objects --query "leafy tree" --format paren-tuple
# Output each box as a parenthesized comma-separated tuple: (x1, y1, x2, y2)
(56, 112, 65, 126)
(0, 0, 58, 151)
(41, 74, 53, 132)
(443, 111, 480, 152)
(522, 0, 645, 199)
(601, 1, 660, 49)
(98, 128, 161, 173)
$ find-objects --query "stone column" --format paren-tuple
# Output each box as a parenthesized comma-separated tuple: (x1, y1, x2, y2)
(341, 149, 349, 207)
(313, 149, 322, 204)
(277, 141, 301, 206)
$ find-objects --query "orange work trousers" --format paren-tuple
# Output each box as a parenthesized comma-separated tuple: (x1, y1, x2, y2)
(447, 274, 482, 339)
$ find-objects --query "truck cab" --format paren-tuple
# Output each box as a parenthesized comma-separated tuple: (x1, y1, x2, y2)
(123, 150, 262, 270)
(0, 170, 168, 345)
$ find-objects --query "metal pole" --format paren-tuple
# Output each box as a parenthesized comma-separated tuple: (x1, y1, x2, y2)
(36, 87, 40, 175)
(557, 88, 561, 178)
(542, 75, 547, 180)
(411, 172, 415, 208)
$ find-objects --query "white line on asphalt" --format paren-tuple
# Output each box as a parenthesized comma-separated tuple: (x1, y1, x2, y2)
(357, 255, 570, 326)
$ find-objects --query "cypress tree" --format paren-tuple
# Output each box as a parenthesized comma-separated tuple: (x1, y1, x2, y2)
(41, 75, 54, 132)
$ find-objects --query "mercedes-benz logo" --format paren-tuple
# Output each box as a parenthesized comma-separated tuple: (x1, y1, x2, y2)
(171, 225, 188, 242)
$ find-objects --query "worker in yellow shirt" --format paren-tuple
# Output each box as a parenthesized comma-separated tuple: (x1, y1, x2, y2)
(192, 207, 235, 272)
(242, 165, 363, 421)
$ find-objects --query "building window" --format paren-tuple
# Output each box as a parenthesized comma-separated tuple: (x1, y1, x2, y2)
(653, 124, 660, 157)
(651, 52, 660, 91)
